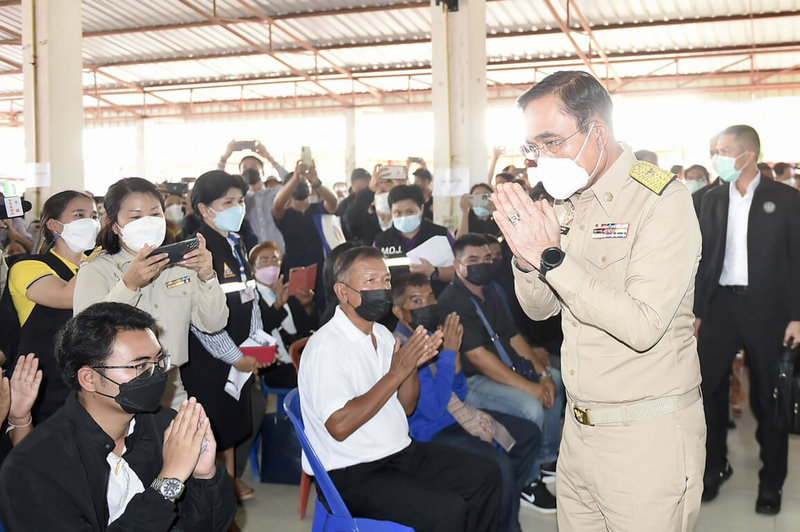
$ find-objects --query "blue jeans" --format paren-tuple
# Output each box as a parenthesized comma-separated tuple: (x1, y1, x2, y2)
(431, 411, 540, 532)
(466, 369, 564, 483)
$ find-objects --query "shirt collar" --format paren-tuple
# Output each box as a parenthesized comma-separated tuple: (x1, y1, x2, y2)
(728, 175, 761, 200)
(332, 305, 373, 340)
(587, 145, 638, 216)
(394, 321, 413, 341)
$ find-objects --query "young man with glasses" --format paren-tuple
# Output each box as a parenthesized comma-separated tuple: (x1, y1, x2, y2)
(0, 302, 237, 531)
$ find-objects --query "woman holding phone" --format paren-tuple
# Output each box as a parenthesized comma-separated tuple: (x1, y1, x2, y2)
(73, 177, 227, 409)
(457, 182, 501, 237)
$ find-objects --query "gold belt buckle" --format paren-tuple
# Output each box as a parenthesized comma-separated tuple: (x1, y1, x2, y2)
(573, 406, 594, 426)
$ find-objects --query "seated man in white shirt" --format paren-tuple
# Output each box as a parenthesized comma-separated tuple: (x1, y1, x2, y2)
(298, 246, 501, 532)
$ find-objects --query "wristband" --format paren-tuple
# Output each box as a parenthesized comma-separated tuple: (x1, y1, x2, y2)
(5, 416, 32, 434)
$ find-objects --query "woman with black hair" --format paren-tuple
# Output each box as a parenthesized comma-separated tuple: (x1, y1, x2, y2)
(457, 183, 501, 238)
(181, 170, 280, 500)
(6, 191, 98, 422)
(74, 177, 227, 409)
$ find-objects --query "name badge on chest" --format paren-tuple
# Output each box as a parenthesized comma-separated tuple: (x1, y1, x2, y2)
(240, 286, 256, 304)
(592, 223, 629, 239)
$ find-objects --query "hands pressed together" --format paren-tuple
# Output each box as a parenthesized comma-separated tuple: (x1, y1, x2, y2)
(160, 397, 217, 483)
(493, 182, 562, 271)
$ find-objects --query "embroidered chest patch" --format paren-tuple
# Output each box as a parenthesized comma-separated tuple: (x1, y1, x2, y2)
(592, 223, 630, 239)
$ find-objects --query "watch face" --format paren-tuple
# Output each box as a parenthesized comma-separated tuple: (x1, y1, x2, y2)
(544, 248, 562, 264)
(161, 478, 183, 499)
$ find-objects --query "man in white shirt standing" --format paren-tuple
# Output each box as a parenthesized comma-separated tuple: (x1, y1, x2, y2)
(298, 246, 501, 532)
(694, 125, 800, 514)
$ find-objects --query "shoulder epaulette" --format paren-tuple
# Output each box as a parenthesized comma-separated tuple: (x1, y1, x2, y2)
(629, 161, 676, 196)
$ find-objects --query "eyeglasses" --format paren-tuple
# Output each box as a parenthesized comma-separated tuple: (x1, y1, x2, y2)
(92, 352, 171, 378)
(520, 128, 582, 162)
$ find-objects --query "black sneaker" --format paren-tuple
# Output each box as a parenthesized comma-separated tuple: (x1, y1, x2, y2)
(540, 459, 557, 477)
(520, 479, 557, 514)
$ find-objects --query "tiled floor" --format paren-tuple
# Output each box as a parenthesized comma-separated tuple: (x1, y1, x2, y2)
(237, 399, 800, 531)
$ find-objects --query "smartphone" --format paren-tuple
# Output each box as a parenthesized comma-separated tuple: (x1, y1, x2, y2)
(468, 194, 494, 210)
(408, 156, 424, 164)
(379, 165, 408, 181)
(301, 146, 313, 168)
(233, 140, 257, 152)
(165, 182, 188, 197)
(147, 238, 200, 265)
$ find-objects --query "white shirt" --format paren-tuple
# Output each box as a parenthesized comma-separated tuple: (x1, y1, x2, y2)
(256, 283, 296, 363)
(720, 175, 760, 286)
(297, 306, 411, 474)
(105, 420, 145, 524)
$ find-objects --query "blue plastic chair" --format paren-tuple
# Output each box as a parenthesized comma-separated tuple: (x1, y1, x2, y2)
(250, 378, 293, 478)
(283, 389, 415, 532)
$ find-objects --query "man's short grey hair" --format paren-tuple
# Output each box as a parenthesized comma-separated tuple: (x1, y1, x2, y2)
(333, 246, 386, 285)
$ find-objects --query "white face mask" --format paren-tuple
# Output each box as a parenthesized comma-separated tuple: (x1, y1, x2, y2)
(57, 218, 100, 253)
(118, 216, 166, 253)
(165, 204, 184, 223)
(374, 192, 391, 215)
(530, 123, 604, 200)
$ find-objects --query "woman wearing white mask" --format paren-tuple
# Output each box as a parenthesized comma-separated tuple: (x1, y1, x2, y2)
(7, 191, 99, 422)
(457, 183, 501, 238)
(73, 177, 227, 410)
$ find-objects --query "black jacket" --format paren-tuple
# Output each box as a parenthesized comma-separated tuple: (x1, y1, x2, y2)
(341, 189, 381, 246)
(694, 178, 800, 321)
(0, 393, 236, 531)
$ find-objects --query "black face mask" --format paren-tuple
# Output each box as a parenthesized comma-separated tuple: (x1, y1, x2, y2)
(242, 168, 261, 186)
(95, 368, 168, 414)
(292, 182, 310, 201)
(489, 258, 505, 280)
(464, 262, 493, 286)
(352, 288, 392, 322)
(409, 305, 438, 331)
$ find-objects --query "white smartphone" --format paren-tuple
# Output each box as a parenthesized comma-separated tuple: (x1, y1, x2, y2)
(301, 146, 313, 168)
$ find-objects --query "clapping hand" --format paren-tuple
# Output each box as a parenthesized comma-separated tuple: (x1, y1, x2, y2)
(8, 353, 42, 424)
(391, 326, 444, 380)
(440, 312, 463, 354)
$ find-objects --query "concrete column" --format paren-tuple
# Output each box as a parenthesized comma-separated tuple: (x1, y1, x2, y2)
(430, 0, 487, 233)
(344, 106, 356, 181)
(22, 0, 85, 205)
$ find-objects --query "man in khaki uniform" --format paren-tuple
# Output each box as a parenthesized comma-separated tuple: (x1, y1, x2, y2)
(493, 71, 705, 531)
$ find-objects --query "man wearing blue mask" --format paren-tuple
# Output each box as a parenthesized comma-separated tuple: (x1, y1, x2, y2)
(694, 125, 800, 514)
(492, 70, 705, 531)
(373, 184, 455, 295)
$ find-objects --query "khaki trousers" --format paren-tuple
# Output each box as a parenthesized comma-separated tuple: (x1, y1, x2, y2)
(557, 398, 705, 531)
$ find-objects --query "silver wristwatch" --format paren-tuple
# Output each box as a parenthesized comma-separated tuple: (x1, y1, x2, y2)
(151, 477, 185, 500)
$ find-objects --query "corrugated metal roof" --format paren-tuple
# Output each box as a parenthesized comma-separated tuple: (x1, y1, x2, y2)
(0, 0, 797, 120)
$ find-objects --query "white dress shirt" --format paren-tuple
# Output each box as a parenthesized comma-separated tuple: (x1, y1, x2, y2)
(297, 306, 411, 474)
(106, 420, 145, 524)
(720, 175, 760, 286)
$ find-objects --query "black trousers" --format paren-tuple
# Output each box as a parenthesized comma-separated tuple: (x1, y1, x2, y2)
(327, 440, 501, 532)
(698, 287, 789, 490)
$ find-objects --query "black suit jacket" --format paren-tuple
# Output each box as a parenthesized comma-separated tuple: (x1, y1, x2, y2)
(694, 178, 800, 321)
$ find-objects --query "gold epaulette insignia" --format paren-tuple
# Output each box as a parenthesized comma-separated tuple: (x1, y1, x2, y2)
(629, 161, 676, 196)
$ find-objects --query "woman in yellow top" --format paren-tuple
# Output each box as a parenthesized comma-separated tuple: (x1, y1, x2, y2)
(7, 190, 99, 423)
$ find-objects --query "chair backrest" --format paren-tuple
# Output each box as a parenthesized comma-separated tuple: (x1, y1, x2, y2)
(289, 337, 309, 372)
(284, 389, 353, 520)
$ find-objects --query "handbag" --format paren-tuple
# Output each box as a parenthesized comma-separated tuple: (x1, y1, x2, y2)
(259, 412, 303, 484)
(773, 340, 800, 434)
(468, 290, 539, 382)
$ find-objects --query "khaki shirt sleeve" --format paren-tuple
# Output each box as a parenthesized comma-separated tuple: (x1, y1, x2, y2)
(513, 264, 561, 321)
(544, 184, 701, 352)
(73, 259, 140, 315)
(190, 275, 229, 333)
